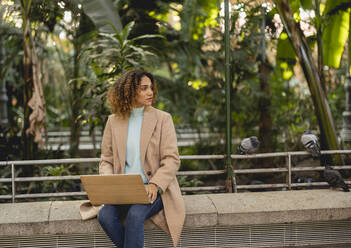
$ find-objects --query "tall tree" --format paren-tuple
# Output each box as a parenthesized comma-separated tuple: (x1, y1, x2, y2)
(276, 0, 343, 164)
(258, 7, 273, 159)
(68, 9, 91, 157)
(21, 0, 36, 159)
(66, 0, 123, 156)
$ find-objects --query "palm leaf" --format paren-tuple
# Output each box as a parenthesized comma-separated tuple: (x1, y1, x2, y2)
(349, 13, 351, 73)
(322, 0, 350, 68)
(81, 0, 122, 33)
(121, 21, 135, 42)
(131, 34, 164, 42)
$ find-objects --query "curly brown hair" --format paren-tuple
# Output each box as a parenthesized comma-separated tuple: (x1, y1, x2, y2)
(107, 69, 158, 118)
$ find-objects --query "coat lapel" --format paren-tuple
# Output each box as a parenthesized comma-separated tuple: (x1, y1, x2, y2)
(140, 107, 157, 167)
(114, 115, 128, 173)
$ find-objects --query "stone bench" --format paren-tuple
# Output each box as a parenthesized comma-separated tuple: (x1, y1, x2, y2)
(1, 190, 351, 247)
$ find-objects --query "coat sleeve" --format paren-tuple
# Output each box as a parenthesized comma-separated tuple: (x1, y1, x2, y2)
(99, 116, 114, 175)
(149, 113, 180, 192)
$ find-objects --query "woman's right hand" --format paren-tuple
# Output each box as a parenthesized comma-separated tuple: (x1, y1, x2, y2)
(145, 183, 158, 204)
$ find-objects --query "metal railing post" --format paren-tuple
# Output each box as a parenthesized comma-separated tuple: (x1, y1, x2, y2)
(11, 163, 15, 203)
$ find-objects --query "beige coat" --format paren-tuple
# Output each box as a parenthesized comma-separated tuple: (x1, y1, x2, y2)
(80, 106, 185, 247)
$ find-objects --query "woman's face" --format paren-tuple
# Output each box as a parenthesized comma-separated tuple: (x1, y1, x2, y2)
(134, 76, 154, 108)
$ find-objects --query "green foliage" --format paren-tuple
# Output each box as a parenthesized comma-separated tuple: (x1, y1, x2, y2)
(322, 0, 351, 68)
(1, 0, 350, 179)
(300, 0, 313, 9)
(177, 175, 203, 187)
(84, 21, 161, 78)
(177, 175, 203, 195)
(81, 0, 123, 33)
(277, 0, 343, 164)
(270, 68, 318, 151)
(287, 0, 351, 70)
(277, 0, 351, 70)
(0, 166, 12, 200)
(276, 32, 296, 80)
(191, 2, 268, 150)
(180, 0, 220, 41)
(80, 21, 162, 130)
(38, 164, 74, 193)
(0, 165, 21, 203)
(0, 183, 9, 197)
(29, 0, 64, 32)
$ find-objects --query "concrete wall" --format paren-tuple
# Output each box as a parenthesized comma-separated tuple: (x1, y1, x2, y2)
(1, 190, 351, 247)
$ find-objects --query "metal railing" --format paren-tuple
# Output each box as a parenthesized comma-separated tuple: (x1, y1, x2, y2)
(0, 150, 351, 202)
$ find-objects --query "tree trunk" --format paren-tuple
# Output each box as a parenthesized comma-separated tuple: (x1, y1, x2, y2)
(22, 0, 35, 160)
(314, 0, 326, 93)
(276, 0, 343, 165)
(258, 7, 273, 167)
(258, 61, 273, 156)
(69, 38, 82, 158)
(69, 12, 89, 158)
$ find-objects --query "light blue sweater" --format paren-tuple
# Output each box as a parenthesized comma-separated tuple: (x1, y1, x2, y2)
(125, 107, 148, 183)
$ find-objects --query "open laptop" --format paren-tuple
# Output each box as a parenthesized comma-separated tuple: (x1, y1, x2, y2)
(80, 174, 151, 205)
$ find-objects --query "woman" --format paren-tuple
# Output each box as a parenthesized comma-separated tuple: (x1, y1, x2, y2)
(97, 69, 185, 248)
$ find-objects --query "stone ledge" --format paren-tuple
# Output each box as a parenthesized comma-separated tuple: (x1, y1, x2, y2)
(208, 190, 351, 225)
(1, 189, 351, 236)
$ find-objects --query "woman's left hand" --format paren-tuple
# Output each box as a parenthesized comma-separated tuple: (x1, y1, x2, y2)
(145, 183, 158, 204)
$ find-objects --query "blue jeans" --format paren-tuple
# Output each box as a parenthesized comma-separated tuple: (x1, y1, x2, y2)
(98, 194, 163, 248)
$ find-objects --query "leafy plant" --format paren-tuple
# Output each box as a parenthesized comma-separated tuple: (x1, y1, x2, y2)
(80, 21, 162, 131)
(37, 164, 75, 195)
(84, 21, 161, 78)
(177, 175, 204, 195)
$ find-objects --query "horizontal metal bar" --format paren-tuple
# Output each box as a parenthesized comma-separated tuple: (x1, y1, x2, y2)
(0, 158, 101, 166)
(291, 181, 351, 187)
(234, 168, 288, 174)
(0, 178, 12, 183)
(231, 150, 351, 159)
(291, 182, 328, 187)
(15, 175, 82, 182)
(180, 186, 225, 192)
(179, 155, 225, 160)
(0, 195, 12, 199)
(236, 184, 288, 189)
(233, 165, 351, 174)
(292, 165, 351, 171)
(232, 152, 292, 159)
(232, 181, 351, 190)
(177, 170, 225, 176)
(321, 150, 351, 154)
(15, 192, 87, 198)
